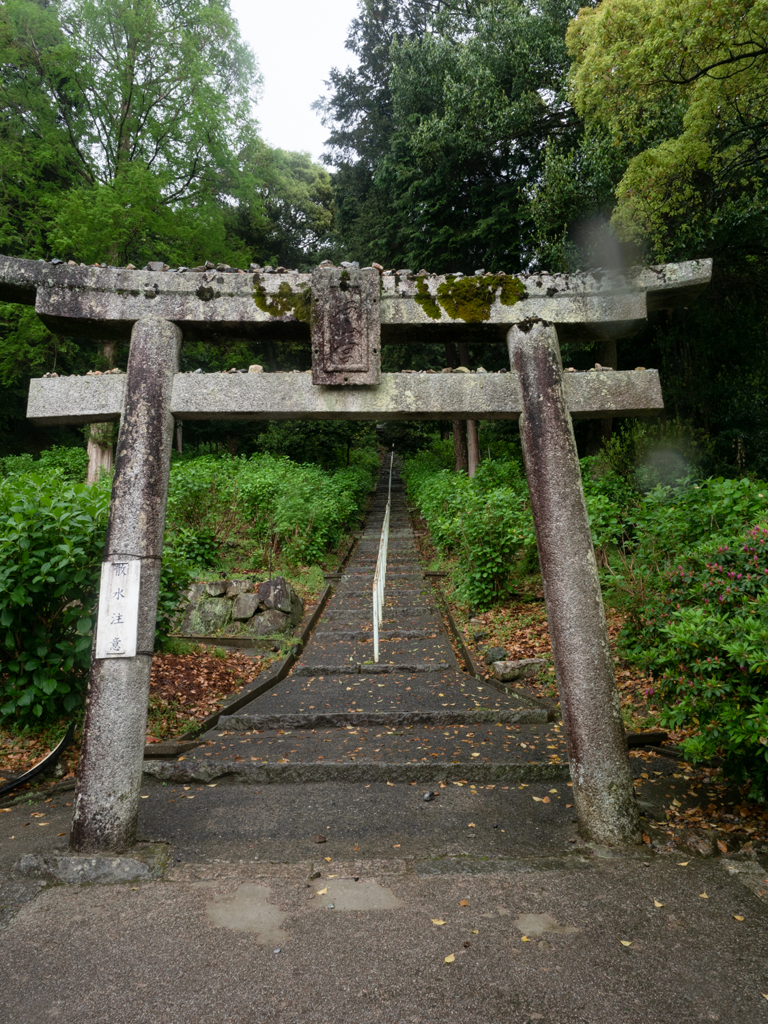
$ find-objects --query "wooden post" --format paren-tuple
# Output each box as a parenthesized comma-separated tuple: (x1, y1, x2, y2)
(71, 318, 181, 854)
(507, 319, 639, 845)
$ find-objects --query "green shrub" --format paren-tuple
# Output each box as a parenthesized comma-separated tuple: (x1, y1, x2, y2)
(0, 469, 196, 724)
(0, 447, 88, 482)
(0, 453, 35, 478)
(605, 476, 768, 625)
(166, 451, 378, 569)
(634, 524, 768, 800)
(404, 447, 630, 610)
(404, 451, 538, 609)
(0, 472, 110, 723)
(37, 446, 89, 481)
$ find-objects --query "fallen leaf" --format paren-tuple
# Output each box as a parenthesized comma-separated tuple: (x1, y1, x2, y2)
(316, 887, 328, 895)
(444, 954, 455, 964)
(140, 795, 149, 800)
(471, 930, 479, 934)
(762, 993, 768, 1001)
(733, 915, 744, 921)
(700, 893, 709, 899)
(542, 796, 551, 804)
(324, 857, 332, 862)
(431, 919, 447, 926)
(313, 835, 326, 844)
(654, 900, 664, 908)
(521, 936, 530, 942)
(532, 796, 543, 802)
(57, 832, 66, 836)
(386, 781, 395, 787)
(392, 844, 401, 848)
(677, 861, 689, 867)
(459, 899, 469, 907)
(620, 940, 632, 947)
(467, 823, 476, 828)
(716, 840, 728, 854)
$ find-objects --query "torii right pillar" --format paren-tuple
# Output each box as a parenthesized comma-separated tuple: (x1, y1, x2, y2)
(508, 318, 639, 845)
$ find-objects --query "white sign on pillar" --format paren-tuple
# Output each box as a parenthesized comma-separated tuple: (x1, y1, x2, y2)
(95, 559, 141, 659)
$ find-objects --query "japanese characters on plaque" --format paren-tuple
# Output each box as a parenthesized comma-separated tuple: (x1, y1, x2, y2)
(95, 559, 141, 659)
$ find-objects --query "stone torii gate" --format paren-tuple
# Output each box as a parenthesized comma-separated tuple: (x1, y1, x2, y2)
(0, 255, 711, 852)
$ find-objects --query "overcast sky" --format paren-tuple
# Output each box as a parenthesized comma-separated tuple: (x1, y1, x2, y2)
(229, 0, 361, 164)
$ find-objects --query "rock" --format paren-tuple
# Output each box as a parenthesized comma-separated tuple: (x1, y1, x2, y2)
(226, 580, 252, 597)
(248, 364, 264, 373)
(232, 593, 260, 621)
(371, 263, 384, 272)
(441, 367, 453, 373)
(182, 597, 231, 634)
(12, 844, 167, 884)
(246, 607, 291, 636)
(146, 261, 169, 272)
(258, 577, 303, 625)
(472, 630, 488, 643)
(484, 646, 508, 665)
(492, 657, 546, 681)
(205, 581, 228, 597)
(454, 365, 470, 373)
(184, 582, 206, 604)
(678, 829, 717, 858)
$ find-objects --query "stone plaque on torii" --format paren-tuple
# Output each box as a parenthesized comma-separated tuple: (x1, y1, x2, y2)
(0, 255, 712, 851)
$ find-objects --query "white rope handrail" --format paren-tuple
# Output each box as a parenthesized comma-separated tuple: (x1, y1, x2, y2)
(373, 450, 394, 663)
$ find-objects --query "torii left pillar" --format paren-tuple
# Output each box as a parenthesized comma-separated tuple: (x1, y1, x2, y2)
(71, 318, 181, 853)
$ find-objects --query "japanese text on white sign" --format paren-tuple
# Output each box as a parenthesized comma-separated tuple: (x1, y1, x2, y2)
(95, 559, 141, 659)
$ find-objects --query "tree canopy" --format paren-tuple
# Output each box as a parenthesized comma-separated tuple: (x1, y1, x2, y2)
(320, 0, 582, 272)
(566, 0, 768, 260)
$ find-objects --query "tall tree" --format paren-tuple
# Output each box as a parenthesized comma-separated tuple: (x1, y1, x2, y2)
(566, 0, 768, 260)
(320, 0, 581, 271)
(0, 0, 263, 266)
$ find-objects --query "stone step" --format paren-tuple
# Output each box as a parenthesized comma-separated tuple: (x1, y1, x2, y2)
(243, 668, 541, 716)
(189, 721, 567, 766)
(313, 628, 442, 641)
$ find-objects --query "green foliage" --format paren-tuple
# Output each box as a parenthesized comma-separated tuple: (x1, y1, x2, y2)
(629, 524, 768, 800)
(0, 446, 87, 482)
(321, 0, 581, 271)
(405, 441, 634, 608)
(567, 0, 768, 259)
(37, 446, 88, 482)
(0, 472, 109, 723)
(166, 450, 378, 569)
(404, 449, 537, 609)
(606, 476, 768, 625)
(156, 546, 194, 645)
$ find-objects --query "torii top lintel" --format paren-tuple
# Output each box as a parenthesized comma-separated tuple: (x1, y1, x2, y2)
(0, 255, 712, 345)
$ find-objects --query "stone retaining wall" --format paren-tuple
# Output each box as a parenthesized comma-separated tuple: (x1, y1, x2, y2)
(180, 576, 303, 638)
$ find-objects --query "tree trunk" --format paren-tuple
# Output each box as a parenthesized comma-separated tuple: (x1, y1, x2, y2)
(87, 424, 115, 484)
(87, 341, 117, 485)
(445, 342, 468, 472)
(467, 418, 480, 478)
(458, 341, 480, 477)
(453, 420, 468, 473)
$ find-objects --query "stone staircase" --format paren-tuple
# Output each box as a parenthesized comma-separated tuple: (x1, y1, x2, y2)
(145, 461, 567, 786)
